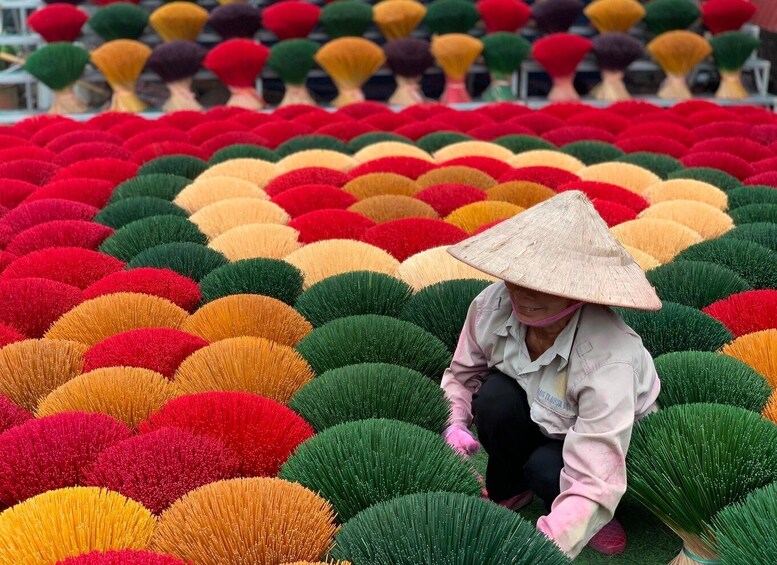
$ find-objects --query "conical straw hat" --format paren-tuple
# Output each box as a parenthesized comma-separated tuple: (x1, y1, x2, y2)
(447, 191, 662, 310)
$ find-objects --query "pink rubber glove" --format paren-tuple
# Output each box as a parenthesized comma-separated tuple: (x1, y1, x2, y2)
(443, 424, 480, 456)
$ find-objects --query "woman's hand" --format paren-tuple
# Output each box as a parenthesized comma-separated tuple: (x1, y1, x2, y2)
(443, 424, 481, 456)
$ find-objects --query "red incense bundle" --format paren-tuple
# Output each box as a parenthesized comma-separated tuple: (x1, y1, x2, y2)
(531, 33, 592, 101)
(28, 4, 88, 43)
(262, 1, 321, 40)
(701, 0, 757, 34)
(204, 39, 270, 109)
(476, 0, 531, 33)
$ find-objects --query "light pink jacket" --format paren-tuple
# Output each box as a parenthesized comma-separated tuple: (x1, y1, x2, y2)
(440, 282, 660, 558)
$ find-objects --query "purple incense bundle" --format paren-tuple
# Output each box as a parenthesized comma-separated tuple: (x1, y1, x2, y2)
(147, 40, 207, 111)
(591, 32, 644, 100)
(531, 0, 584, 34)
(208, 4, 262, 40)
(383, 38, 433, 106)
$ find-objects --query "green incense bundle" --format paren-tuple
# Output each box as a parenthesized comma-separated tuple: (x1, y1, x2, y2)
(628, 403, 777, 564)
(643, 0, 700, 35)
(424, 0, 480, 34)
(267, 39, 319, 106)
(320, 0, 374, 39)
(710, 31, 761, 99)
(713, 482, 777, 564)
(481, 32, 530, 101)
(24, 42, 89, 114)
(89, 3, 149, 41)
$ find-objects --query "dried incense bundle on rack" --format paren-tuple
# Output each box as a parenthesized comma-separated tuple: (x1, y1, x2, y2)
(481, 32, 530, 101)
(476, 0, 531, 33)
(207, 3, 262, 40)
(262, 1, 321, 40)
(424, 0, 480, 34)
(315, 37, 385, 107)
(701, 0, 757, 34)
(531, 0, 584, 34)
(147, 40, 206, 111)
(531, 32, 592, 101)
(590, 32, 644, 100)
(89, 3, 149, 41)
(647, 31, 712, 99)
(374, 0, 427, 40)
(27, 4, 88, 42)
(710, 31, 761, 99)
(583, 0, 645, 33)
(430, 33, 482, 104)
(91, 39, 151, 112)
(320, 1, 374, 39)
(24, 42, 90, 114)
(204, 39, 270, 109)
(149, 2, 208, 42)
(383, 38, 432, 106)
(268, 39, 319, 106)
(644, 0, 701, 35)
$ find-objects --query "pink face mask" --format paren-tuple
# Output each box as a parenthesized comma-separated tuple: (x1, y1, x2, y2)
(512, 300, 585, 328)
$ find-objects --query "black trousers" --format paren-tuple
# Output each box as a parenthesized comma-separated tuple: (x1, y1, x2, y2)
(473, 371, 565, 509)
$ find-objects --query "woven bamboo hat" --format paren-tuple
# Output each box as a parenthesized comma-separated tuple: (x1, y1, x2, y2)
(447, 190, 662, 310)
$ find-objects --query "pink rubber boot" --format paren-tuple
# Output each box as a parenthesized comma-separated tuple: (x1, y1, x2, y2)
(587, 519, 627, 555)
(495, 491, 534, 511)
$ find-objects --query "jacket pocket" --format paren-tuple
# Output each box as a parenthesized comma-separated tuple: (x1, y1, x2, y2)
(531, 396, 577, 436)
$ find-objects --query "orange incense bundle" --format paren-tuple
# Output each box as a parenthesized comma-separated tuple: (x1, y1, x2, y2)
(583, 0, 646, 33)
(476, 0, 531, 33)
(91, 39, 151, 112)
(430, 33, 483, 104)
(315, 37, 386, 107)
(263, 1, 321, 40)
(373, 0, 427, 40)
(531, 33, 592, 101)
(204, 39, 270, 109)
(647, 31, 712, 99)
(28, 5, 88, 43)
(150, 2, 208, 42)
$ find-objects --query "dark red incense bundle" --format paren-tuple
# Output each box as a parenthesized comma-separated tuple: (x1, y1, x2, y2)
(204, 39, 270, 109)
(531, 33, 592, 101)
(701, 0, 757, 34)
(262, 1, 321, 40)
(477, 0, 531, 32)
(383, 38, 433, 106)
(208, 3, 262, 39)
(147, 41, 207, 112)
(28, 4, 88, 42)
(590, 32, 644, 100)
(531, 0, 584, 33)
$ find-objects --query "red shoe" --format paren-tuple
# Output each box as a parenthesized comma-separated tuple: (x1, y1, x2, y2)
(587, 519, 627, 555)
(495, 490, 534, 511)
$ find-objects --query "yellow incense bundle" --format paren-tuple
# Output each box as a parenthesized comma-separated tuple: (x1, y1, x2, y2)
(150, 2, 209, 42)
(431, 33, 483, 104)
(90, 40, 152, 112)
(314, 37, 386, 107)
(374, 0, 427, 39)
(647, 31, 712, 99)
(584, 0, 646, 33)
